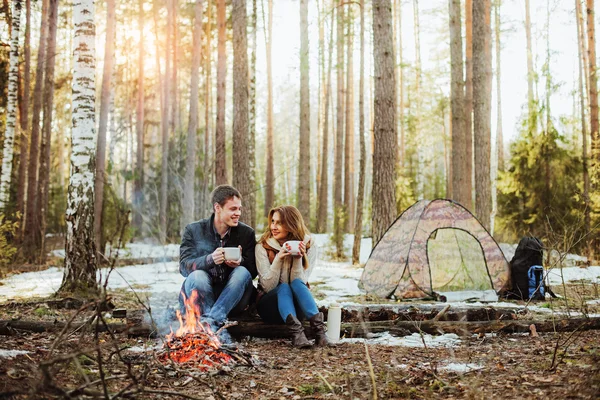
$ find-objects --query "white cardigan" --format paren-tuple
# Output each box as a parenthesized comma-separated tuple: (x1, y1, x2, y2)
(255, 236, 318, 293)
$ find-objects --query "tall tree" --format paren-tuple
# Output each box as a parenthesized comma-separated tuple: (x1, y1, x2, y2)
(352, 0, 365, 265)
(133, 0, 145, 232)
(16, 0, 31, 219)
(248, 0, 257, 227)
(495, 0, 504, 171)
(183, 0, 204, 229)
(232, 0, 252, 224)
(0, 0, 21, 210)
(37, 0, 59, 261)
(215, 0, 227, 185)
(264, 0, 274, 216)
(525, 0, 535, 129)
(343, 8, 354, 232)
(576, 0, 591, 254)
(160, 0, 173, 242)
(413, 0, 423, 196)
(333, 2, 345, 258)
(298, 0, 310, 224)
(464, 0, 473, 208)
(59, 0, 98, 294)
(202, 0, 213, 216)
(449, 0, 469, 208)
(472, 0, 492, 230)
(587, 0, 599, 165)
(394, 0, 404, 166)
(94, 0, 116, 254)
(372, 0, 397, 246)
(22, 0, 48, 248)
(316, 3, 335, 233)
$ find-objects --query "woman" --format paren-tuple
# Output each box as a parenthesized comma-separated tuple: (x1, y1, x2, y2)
(255, 205, 328, 348)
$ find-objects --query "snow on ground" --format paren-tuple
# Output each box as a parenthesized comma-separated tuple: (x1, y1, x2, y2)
(342, 332, 462, 348)
(439, 362, 484, 373)
(0, 349, 31, 359)
(52, 242, 180, 260)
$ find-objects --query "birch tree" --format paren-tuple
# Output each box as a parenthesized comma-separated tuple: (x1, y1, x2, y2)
(0, 0, 21, 210)
(182, 0, 204, 229)
(298, 0, 311, 224)
(372, 0, 397, 246)
(60, 0, 98, 294)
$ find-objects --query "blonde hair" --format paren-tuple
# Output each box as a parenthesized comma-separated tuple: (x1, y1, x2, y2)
(259, 205, 310, 244)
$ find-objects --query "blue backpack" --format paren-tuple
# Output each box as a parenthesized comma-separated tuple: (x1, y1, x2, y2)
(527, 265, 545, 300)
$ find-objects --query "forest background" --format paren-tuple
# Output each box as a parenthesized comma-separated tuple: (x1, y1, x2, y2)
(0, 0, 598, 283)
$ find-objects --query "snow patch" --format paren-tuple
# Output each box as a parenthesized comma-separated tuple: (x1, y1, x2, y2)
(439, 362, 483, 373)
(0, 349, 30, 359)
(342, 332, 462, 348)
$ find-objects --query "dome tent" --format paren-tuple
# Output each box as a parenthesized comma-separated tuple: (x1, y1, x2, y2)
(360, 199, 511, 300)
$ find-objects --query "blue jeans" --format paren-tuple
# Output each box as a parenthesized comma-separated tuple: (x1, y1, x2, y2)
(180, 266, 253, 324)
(257, 279, 319, 323)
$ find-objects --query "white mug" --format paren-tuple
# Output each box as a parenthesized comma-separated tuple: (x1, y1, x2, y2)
(223, 247, 241, 261)
(283, 240, 302, 256)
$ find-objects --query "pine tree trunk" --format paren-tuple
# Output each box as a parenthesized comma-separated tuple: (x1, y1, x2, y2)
(248, 0, 257, 228)
(334, 2, 345, 258)
(464, 0, 473, 209)
(525, 0, 535, 133)
(37, 0, 58, 262)
(215, 0, 227, 185)
(587, 0, 599, 165)
(495, 0, 504, 172)
(316, 4, 335, 233)
(182, 0, 204, 231)
(264, 0, 274, 216)
(16, 0, 30, 221)
(133, 0, 145, 233)
(372, 0, 397, 246)
(343, 11, 354, 233)
(0, 0, 21, 210)
(94, 0, 116, 255)
(160, 0, 173, 243)
(413, 0, 423, 197)
(576, 0, 591, 256)
(232, 0, 251, 225)
(394, 0, 404, 167)
(472, 0, 492, 231)
(60, 0, 98, 295)
(352, 0, 365, 265)
(22, 0, 48, 253)
(298, 0, 311, 225)
(449, 0, 469, 209)
(202, 0, 212, 218)
(171, 0, 178, 136)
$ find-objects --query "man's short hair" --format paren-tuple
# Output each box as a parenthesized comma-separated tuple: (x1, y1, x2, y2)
(211, 185, 242, 211)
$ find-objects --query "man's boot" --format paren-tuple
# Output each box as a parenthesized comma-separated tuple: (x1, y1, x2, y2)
(285, 315, 312, 348)
(309, 312, 331, 347)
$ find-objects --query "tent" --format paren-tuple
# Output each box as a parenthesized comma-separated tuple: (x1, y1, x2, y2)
(360, 199, 511, 300)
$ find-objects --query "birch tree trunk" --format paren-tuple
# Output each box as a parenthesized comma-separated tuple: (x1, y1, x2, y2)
(16, 0, 30, 220)
(60, 0, 98, 295)
(472, 0, 492, 231)
(182, 0, 204, 231)
(94, 0, 116, 255)
(264, 0, 274, 216)
(133, 0, 144, 233)
(495, 0, 504, 171)
(232, 0, 252, 225)
(449, 0, 469, 209)
(248, 0, 257, 227)
(22, 0, 48, 252)
(37, 0, 58, 262)
(215, 0, 227, 185)
(372, 0, 397, 246)
(343, 10, 354, 232)
(464, 0, 473, 209)
(576, 0, 591, 255)
(333, 2, 345, 258)
(352, 0, 365, 265)
(0, 0, 21, 210)
(316, 4, 335, 233)
(298, 0, 311, 225)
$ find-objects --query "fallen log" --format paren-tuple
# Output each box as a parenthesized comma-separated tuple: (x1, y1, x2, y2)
(2, 317, 600, 339)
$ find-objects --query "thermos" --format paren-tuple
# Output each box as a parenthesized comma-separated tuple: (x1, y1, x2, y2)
(326, 303, 342, 342)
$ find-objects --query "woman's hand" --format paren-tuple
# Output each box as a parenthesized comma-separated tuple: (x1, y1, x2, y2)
(296, 241, 306, 258)
(278, 245, 292, 259)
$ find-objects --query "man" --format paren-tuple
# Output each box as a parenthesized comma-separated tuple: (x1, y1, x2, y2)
(179, 185, 256, 341)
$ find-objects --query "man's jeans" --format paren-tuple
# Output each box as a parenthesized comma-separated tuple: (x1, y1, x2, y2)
(180, 266, 253, 324)
(257, 278, 319, 323)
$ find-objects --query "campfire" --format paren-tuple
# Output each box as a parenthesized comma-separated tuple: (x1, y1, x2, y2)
(160, 290, 233, 371)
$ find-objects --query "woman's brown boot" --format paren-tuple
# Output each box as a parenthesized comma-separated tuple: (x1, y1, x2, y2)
(309, 312, 331, 347)
(285, 315, 312, 348)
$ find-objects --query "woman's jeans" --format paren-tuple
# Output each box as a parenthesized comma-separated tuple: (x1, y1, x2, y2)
(180, 266, 253, 325)
(257, 279, 319, 323)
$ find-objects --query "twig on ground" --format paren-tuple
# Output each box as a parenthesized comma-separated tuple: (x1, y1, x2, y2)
(317, 371, 335, 394)
(364, 341, 377, 400)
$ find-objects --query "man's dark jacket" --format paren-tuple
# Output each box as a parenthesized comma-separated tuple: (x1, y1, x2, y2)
(179, 214, 257, 282)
